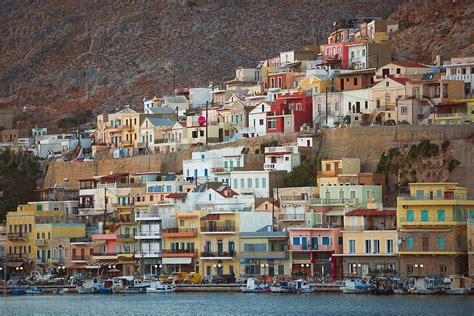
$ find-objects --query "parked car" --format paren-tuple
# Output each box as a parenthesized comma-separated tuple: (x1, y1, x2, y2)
(215, 274, 236, 284)
(143, 274, 158, 281)
(183, 272, 202, 284)
(167, 272, 188, 283)
(399, 120, 411, 125)
(383, 119, 397, 126)
(158, 273, 169, 283)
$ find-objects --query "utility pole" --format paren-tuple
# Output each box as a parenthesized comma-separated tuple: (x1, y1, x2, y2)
(172, 67, 176, 96)
(205, 101, 209, 146)
(325, 87, 329, 126)
(102, 187, 107, 234)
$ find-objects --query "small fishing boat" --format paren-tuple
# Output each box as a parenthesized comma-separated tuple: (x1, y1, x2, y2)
(270, 281, 293, 293)
(340, 278, 371, 294)
(442, 276, 471, 295)
(10, 288, 26, 295)
(146, 281, 176, 293)
(98, 279, 116, 294)
(113, 276, 148, 294)
(76, 278, 101, 294)
(293, 279, 316, 293)
(241, 278, 268, 293)
(371, 277, 395, 295)
(407, 277, 439, 295)
(25, 286, 43, 295)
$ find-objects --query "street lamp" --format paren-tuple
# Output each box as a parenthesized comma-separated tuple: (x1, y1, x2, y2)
(154, 264, 158, 275)
(352, 263, 357, 275)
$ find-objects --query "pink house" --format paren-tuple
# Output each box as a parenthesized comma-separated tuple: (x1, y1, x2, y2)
(92, 234, 120, 256)
(288, 227, 342, 280)
(322, 42, 352, 69)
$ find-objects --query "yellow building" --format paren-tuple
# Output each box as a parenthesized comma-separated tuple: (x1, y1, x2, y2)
(199, 211, 240, 277)
(35, 223, 86, 265)
(435, 98, 474, 124)
(162, 212, 201, 273)
(297, 75, 332, 95)
(371, 77, 408, 123)
(338, 208, 398, 277)
(397, 182, 474, 279)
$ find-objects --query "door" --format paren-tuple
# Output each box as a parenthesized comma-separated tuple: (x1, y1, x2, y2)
(340, 78, 345, 91)
(382, 68, 389, 78)
(311, 237, 318, 250)
(301, 237, 308, 250)
(422, 237, 429, 251)
(217, 240, 223, 256)
(228, 241, 235, 256)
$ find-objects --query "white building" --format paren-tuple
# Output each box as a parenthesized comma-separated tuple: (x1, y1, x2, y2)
(347, 43, 368, 70)
(183, 147, 245, 183)
(442, 57, 474, 97)
(341, 88, 373, 116)
(263, 146, 300, 173)
(189, 88, 212, 108)
(230, 170, 285, 199)
(247, 102, 271, 137)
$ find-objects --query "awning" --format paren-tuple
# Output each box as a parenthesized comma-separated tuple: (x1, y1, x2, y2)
(66, 263, 87, 269)
(6, 262, 24, 268)
(162, 257, 192, 265)
(86, 260, 119, 269)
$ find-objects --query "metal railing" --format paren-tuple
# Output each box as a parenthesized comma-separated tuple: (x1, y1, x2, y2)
(240, 251, 287, 259)
(135, 212, 162, 220)
(200, 221, 235, 233)
(398, 194, 467, 201)
(200, 251, 236, 258)
(7, 233, 29, 241)
(311, 198, 359, 205)
(134, 231, 162, 237)
(399, 216, 466, 223)
(71, 255, 91, 261)
(162, 228, 198, 234)
(263, 163, 276, 170)
(290, 244, 334, 251)
(343, 225, 397, 231)
(278, 214, 305, 221)
(162, 249, 198, 255)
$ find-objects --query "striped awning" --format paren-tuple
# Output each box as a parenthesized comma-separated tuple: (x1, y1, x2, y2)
(86, 260, 119, 269)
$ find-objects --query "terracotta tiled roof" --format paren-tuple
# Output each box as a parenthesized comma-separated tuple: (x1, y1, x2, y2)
(392, 61, 429, 68)
(389, 77, 411, 85)
(167, 192, 187, 199)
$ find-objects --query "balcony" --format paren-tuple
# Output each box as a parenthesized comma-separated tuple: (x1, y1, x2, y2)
(121, 139, 133, 147)
(398, 193, 467, 201)
(435, 113, 467, 119)
(135, 212, 162, 221)
(7, 233, 29, 241)
(117, 234, 135, 242)
(263, 163, 276, 171)
(290, 244, 334, 252)
(134, 231, 162, 239)
(162, 249, 198, 257)
(162, 228, 198, 237)
(7, 253, 27, 259)
(343, 225, 397, 231)
(240, 251, 288, 259)
(264, 146, 296, 154)
(441, 73, 472, 82)
(71, 255, 91, 262)
(399, 216, 466, 226)
(200, 251, 236, 259)
(134, 250, 162, 258)
(200, 222, 235, 234)
(35, 239, 47, 247)
(210, 167, 231, 173)
(278, 214, 305, 221)
(318, 168, 343, 177)
(310, 198, 359, 206)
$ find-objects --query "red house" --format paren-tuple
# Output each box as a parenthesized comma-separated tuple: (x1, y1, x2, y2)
(322, 42, 352, 69)
(267, 92, 313, 134)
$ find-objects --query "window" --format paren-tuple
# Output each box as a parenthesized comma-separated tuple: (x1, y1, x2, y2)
(349, 240, 356, 253)
(406, 210, 414, 222)
(338, 236, 343, 245)
(385, 81, 389, 87)
(240, 179, 244, 188)
(262, 178, 267, 188)
(373, 240, 380, 254)
(401, 106, 407, 115)
(255, 178, 259, 188)
(248, 178, 252, 188)
(267, 119, 277, 129)
(396, 68, 401, 74)
(421, 210, 428, 222)
(437, 210, 445, 221)
(233, 179, 238, 189)
(353, 77, 358, 86)
(406, 236, 414, 249)
(440, 265, 447, 274)
(365, 240, 372, 253)
(365, 101, 368, 109)
(438, 236, 446, 249)
(292, 237, 300, 246)
(386, 239, 394, 253)
(406, 264, 414, 274)
(322, 237, 330, 246)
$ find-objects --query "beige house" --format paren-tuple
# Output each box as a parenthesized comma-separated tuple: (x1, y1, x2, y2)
(375, 62, 432, 80)
(371, 77, 410, 123)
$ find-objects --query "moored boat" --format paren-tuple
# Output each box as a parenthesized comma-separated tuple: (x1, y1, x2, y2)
(270, 281, 293, 293)
(98, 279, 116, 294)
(113, 276, 148, 294)
(407, 277, 439, 295)
(146, 281, 176, 293)
(25, 287, 43, 295)
(442, 276, 471, 295)
(241, 278, 268, 293)
(340, 278, 371, 294)
(293, 279, 316, 293)
(76, 278, 101, 294)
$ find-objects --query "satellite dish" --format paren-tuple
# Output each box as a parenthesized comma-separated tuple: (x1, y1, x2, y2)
(397, 239, 402, 245)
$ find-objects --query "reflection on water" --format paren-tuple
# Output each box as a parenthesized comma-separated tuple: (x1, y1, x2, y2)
(1, 293, 473, 316)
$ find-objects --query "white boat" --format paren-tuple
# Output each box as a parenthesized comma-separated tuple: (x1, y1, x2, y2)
(443, 276, 471, 295)
(293, 279, 316, 293)
(146, 281, 176, 293)
(340, 278, 371, 294)
(407, 277, 438, 295)
(241, 278, 268, 293)
(25, 287, 43, 295)
(113, 276, 148, 294)
(76, 278, 101, 294)
(270, 281, 293, 293)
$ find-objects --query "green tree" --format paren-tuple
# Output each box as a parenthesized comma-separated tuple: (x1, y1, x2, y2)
(0, 149, 42, 222)
(285, 156, 319, 187)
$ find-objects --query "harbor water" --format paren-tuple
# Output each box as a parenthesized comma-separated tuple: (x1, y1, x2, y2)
(1, 293, 473, 315)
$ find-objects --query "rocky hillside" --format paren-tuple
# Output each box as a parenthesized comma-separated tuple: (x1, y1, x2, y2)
(1, 0, 400, 126)
(390, 0, 474, 63)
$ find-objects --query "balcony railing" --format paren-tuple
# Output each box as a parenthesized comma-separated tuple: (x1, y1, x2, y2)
(135, 212, 162, 220)
(263, 163, 276, 170)
(134, 250, 162, 257)
(71, 255, 91, 261)
(7, 253, 27, 259)
(200, 222, 235, 233)
(398, 194, 467, 201)
(92, 252, 121, 257)
(343, 225, 397, 231)
(278, 214, 305, 221)
(290, 244, 334, 251)
(311, 198, 359, 205)
(435, 113, 467, 119)
(399, 216, 466, 224)
(7, 233, 29, 241)
(117, 234, 135, 241)
(162, 249, 198, 255)
(134, 231, 162, 238)
(240, 251, 288, 259)
(35, 239, 47, 246)
(200, 251, 236, 258)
